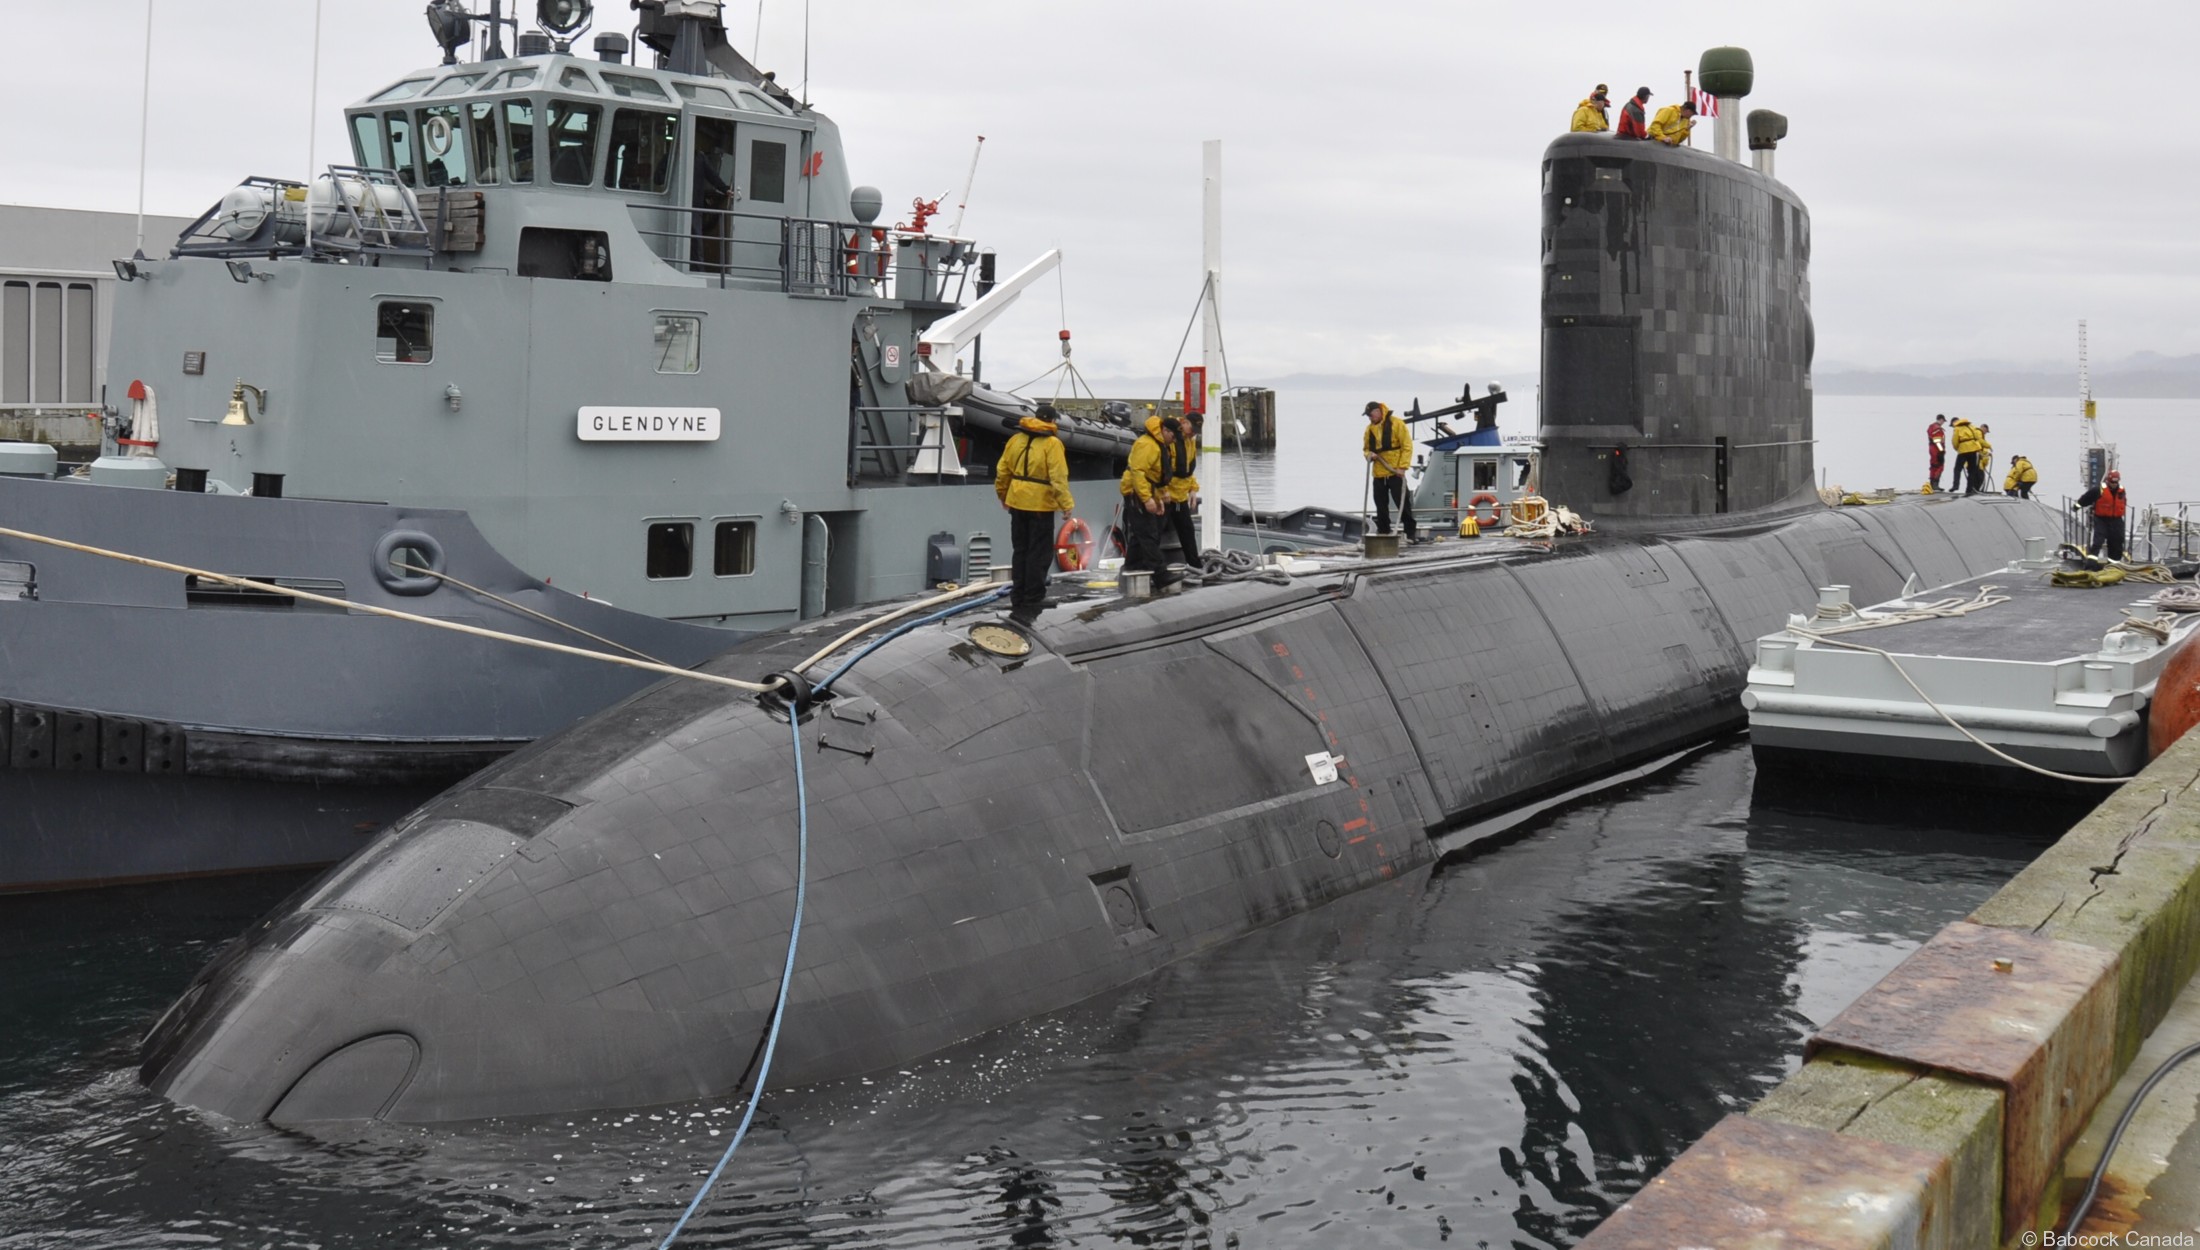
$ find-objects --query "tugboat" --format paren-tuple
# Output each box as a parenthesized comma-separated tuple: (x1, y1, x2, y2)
(141, 47, 2068, 1124)
(0, 0, 1139, 891)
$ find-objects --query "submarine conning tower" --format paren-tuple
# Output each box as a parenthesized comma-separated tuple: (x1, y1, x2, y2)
(1537, 46, 1814, 525)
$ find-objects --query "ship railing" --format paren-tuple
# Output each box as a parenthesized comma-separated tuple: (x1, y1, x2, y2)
(2138, 500, 2199, 564)
(847, 405, 971, 487)
(169, 168, 434, 262)
(627, 203, 973, 304)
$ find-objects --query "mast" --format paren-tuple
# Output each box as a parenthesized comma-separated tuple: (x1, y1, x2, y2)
(2078, 319, 2095, 488)
(1198, 140, 1222, 552)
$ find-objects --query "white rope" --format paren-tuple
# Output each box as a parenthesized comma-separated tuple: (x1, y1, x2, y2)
(1785, 625, 2133, 786)
(787, 580, 1009, 675)
(0, 525, 779, 694)
(1803, 585, 2010, 634)
(2151, 586, 2200, 614)
(393, 560, 662, 663)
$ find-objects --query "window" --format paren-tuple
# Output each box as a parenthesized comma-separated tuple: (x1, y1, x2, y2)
(749, 139, 787, 203)
(646, 522, 694, 579)
(466, 101, 500, 184)
(350, 113, 386, 168)
(425, 72, 485, 97)
(1, 280, 95, 405)
(504, 99, 536, 182)
(713, 521, 756, 576)
(653, 314, 701, 373)
(601, 72, 670, 101)
(558, 67, 600, 92)
(482, 66, 539, 91)
(384, 111, 417, 185)
(672, 82, 736, 107)
(375, 302, 433, 364)
(605, 109, 678, 193)
(416, 105, 470, 186)
(369, 78, 432, 102)
(546, 101, 600, 185)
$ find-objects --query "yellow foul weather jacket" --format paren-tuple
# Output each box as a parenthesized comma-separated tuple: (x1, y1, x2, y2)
(995, 416, 1074, 513)
(1950, 419, 1982, 455)
(2004, 457, 2037, 491)
(1363, 408, 1412, 479)
(1647, 105, 1693, 145)
(1121, 416, 1171, 503)
(1570, 99, 1608, 133)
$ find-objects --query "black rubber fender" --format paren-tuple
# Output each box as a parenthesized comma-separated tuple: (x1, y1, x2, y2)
(372, 529, 445, 596)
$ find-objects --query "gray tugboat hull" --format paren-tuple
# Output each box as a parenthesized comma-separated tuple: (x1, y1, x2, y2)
(139, 496, 2062, 1123)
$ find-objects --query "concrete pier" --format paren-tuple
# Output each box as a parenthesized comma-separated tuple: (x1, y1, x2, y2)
(1581, 731, 2200, 1248)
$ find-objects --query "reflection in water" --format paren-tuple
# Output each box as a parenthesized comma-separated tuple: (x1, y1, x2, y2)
(2, 742, 2061, 1247)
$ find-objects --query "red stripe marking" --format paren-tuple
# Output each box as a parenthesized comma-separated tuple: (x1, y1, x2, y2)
(1343, 817, 1369, 832)
(1347, 834, 1368, 845)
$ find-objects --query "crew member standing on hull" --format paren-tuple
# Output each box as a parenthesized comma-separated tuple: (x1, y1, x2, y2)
(2004, 453, 2037, 499)
(1571, 86, 1611, 132)
(995, 404, 1074, 625)
(1616, 87, 1653, 140)
(1949, 417, 1983, 496)
(1363, 402, 1419, 542)
(2076, 471, 2130, 561)
(1926, 415, 1947, 492)
(1975, 424, 1994, 494)
(1121, 416, 1181, 588)
(1162, 411, 1203, 570)
(1648, 99, 1697, 145)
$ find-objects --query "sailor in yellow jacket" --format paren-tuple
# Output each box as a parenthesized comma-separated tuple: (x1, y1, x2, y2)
(1362, 401, 1419, 541)
(1120, 415, 1182, 586)
(1949, 417, 1983, 495)
(996, 405, 1076, 621)
(1162, 410, 1203, 565)
(2003, 454, 2038, 499)
(1570, 86, 1610, 133)
(1647, 100, 1696, 145)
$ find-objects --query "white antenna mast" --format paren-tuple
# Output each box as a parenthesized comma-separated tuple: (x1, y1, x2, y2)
(752, 2, 763, 61)
(304, 0, 325, 253)
(133, 0, 156, 257)
(1198, 139, 1223, 552)
(946, 136, 986, 239)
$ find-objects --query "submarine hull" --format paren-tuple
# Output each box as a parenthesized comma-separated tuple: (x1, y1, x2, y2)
(141, 496, 2062, 1122)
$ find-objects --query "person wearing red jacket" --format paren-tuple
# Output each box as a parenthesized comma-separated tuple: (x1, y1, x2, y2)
(2075, 471, 2129, 561)
(1616, 87, 1653, 140)
(1926, 415, 1947, 491)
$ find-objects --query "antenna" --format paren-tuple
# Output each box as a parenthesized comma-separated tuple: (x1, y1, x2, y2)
(946, 136, 986, 239)
(133, 0, 155, 258)
(752, 0, 763, 61)
(800, 0, 809, 108)
(304, 0, 324, 254)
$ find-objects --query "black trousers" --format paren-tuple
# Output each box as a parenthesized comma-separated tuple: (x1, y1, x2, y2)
(1163, 501, 1199, 565)
(1123, 499, 1167, 575)
(2090, 514, 2128, 561)
(1373, 474, 1416, 536)
(2015, 482, 2033, 499)
(1954, 452, 1979, 494)
(1008, 508, 1055, 610)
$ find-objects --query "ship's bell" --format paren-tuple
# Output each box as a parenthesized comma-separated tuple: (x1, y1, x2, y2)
(221, 380, 264, 426)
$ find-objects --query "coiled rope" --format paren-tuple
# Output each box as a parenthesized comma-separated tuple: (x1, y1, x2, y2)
(1194, 547, 1291, 586)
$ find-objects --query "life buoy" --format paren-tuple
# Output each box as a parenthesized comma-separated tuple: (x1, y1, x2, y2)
(1467, 493, 1502, 528)
(423, 114, 454, 158)
(844, 228, 888, 279)
(1056, 517, 1094, 571)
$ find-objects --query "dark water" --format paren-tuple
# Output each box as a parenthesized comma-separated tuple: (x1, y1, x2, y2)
(1, 742, 2067, 1248)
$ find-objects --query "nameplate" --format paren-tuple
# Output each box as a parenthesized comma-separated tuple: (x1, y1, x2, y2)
(576, 406, 721, 442)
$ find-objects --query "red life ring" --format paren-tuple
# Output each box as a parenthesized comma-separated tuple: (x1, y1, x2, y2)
(844, 228, 888, 279)
(1467, 492, 1502, 528)
(1056, 517, 1094, 571)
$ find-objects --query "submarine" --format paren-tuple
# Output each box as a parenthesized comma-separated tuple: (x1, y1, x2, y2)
(139, 50, 2066, 1123)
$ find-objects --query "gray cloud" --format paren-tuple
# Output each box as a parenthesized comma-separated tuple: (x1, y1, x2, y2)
(6, 0, 2192, 388)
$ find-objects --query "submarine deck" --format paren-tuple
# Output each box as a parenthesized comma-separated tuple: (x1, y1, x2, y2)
(1830, 569, 2183, 661)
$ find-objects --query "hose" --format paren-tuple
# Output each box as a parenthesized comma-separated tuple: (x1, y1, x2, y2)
(810, 587, 1008, 695)
(2057, 1041, 2200, 1237)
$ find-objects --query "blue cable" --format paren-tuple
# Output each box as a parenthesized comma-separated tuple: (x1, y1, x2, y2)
(657, 585, 1002, 1246)
(656, 708, 808, 1249)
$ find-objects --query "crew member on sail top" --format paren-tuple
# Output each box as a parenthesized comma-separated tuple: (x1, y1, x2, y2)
(1120, 416, 1181, 588)
(1162, 411, 1204, 567)
(1362, 402, 1419, 542)
(995, 403, 1075, 624)
(2075, 471, 2130, 561)
(1571, 86, 1611, 133)
(1948, 417, 1983, 496)
(1926, 415, 1948, 492)
(1647, 99, 1697, 145)
(1615, 87, 1653, 140)
(2003, 454, 2038, 499)
(1975, 424, 1994, 494)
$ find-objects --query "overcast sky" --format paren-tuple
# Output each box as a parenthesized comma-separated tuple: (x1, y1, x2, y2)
(6, 1, 2195, 389)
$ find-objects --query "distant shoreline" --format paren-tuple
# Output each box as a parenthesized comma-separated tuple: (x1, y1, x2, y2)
(1066, 372, 2200, 402)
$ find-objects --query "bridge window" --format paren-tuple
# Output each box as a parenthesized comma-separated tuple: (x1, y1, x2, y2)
(383, 111, 417, 185)
(467, 102, 499, 184)
(425, 71, 484, 97)
(482, 66, 539, 91)
(749, 139, 786, 203)
(350, 114, 385, 168)
(375, 302, 433, 364)
(504, 99, 536, 182)
(653, 314, 701, 373)
(646, 521, 694, 579)
(417, 105, 470, 186)
(602, 72, 670, 101)
(672, 82, 736, 108)
(547, 101, 601, 185)
(713, 521, 756, 576)
(605, 109, 678, 194)
(559, 67, 600, 93)
(369, 78, 431, 102)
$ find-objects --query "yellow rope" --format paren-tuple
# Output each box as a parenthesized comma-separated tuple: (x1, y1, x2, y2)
(0, 525, 777, 694)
